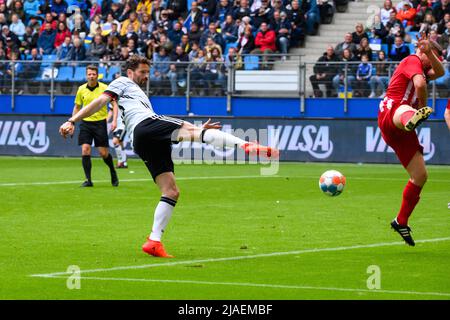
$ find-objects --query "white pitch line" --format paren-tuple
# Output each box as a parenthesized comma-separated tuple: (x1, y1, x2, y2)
(0, 175, 278, 187)
(33, 275, 450, 298)
(30, 237, 450, 278)
(2, 175, 450, 187)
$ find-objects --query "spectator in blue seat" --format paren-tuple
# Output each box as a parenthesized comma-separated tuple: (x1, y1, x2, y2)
(388, 35, 410, 61)
(332, 48, 357, 97)
(2, 51, 24, 94)
(215, 0, 233, 27)
(168, 44, 189, 96)
(272, 10, 291, 61)
(369, 50, 391, 98)
(39, 13, 57, 34)
(37, 22, 57, 55)
(68, 36, 86, 61)
(200, 7, 213, 29)
(126, 38, 139, 55)
(87, 34, 107, 60)
(251, 0, 272, 29)
(188, 22, 202, 45)
(433, 0, 450, 23)
(150, 46, 170, 89)
(24, 0, 40, 22)
(334, 32, 357, 58)
(56, 35, 73, 61)
(10, 13, 26, 40)
(233, 0, 251, 21)
(221, 14, 238, 44)
(2, 25, 21, 48)
(189, 48, 206, 92)
(370, 15, 388, 43)
(285, 0, 306, 47)
(384, 10, 405, 47)
(355, 37, 373, 61)
(204, 46, 226, 94)
(352, 22, 369, 45)
(24, 47, 42, 79)
(310, 45, 339, 98)
(380, 0, 395, 26)
(21, 26, 38, 54)
(437, 13, 450, 33)
(168, 22, 184, 46)
(200, 22, 224, 50)
(188, 2, 203, 28)
(180, 34, 191, 54)
(236, 24, 255, 54)
(51, 0, 68, 19)
(353, 53, 373, 97)
(10, 0, 26, 22)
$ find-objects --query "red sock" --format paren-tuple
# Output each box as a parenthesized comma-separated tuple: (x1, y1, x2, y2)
(396, 181, 422, 226)
(400, 110, 416, 126)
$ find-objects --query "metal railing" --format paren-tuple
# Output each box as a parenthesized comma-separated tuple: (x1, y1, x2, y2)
(0, 57, 448, 113)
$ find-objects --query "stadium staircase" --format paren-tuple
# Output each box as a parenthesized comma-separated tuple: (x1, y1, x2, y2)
(274, 0, 385, 96)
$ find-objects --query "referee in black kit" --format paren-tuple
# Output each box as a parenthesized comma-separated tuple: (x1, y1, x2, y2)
(72, 65, 119, 187)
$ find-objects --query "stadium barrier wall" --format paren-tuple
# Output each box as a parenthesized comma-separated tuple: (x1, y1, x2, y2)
(0, 115, 449, 165)
(0, 95, 448, 119)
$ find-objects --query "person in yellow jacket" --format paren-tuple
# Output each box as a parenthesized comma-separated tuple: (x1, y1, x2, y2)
(72, 65, 119, 187)
(120, 11, 141, 36)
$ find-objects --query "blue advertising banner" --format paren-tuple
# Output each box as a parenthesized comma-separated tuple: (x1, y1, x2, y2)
(0, 115, 449, 165)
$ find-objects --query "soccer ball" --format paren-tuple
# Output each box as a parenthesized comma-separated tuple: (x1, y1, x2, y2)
(319, 170, 346, 196)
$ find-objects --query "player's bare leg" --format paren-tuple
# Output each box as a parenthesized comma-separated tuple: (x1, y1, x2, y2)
(98, 146, 119, 187)
(393, 104, 433, 132)
(391, 151, 427, 246)
(142, 172, 178, 258)
(175, 121, 279, 158)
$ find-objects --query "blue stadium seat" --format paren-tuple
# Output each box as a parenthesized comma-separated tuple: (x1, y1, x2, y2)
(41, 54, 57, 68)
(225, 42, 238, 54)
(104, 65, 121, 82)
(380, 44, 388, 54)
(407, 43, 416, 53)
(55, 66, 74, 82)
(244, 55, 259, 70)
(73, 66, 87, 82)
(98, 66, 107, 81)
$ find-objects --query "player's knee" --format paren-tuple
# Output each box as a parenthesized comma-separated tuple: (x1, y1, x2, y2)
(99, 149, 109, 158)
(164, 186, 180, 201)
(81, 145, 91, 155)
(112, 137, 119, 146)
(412, 170, 428, 186)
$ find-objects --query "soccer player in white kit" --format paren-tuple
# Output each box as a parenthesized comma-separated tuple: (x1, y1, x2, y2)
(60, 55, 279, 258)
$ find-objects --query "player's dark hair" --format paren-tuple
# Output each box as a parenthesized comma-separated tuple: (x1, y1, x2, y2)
(86, 65, 98, 74)
(125, 55, 150, 71)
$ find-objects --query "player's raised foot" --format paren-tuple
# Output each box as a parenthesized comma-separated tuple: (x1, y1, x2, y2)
(111, 170, 119, 187)
(391, 219, 415, 246)
(241, 142, 279, 159)
(115, 162, 128, 169)
(80, 180, 93, 187)
(405, 107, 433, 132)
(142, 239, 174, 258)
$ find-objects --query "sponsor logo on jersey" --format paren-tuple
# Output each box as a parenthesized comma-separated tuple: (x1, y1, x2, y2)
(0, 121, 50, 154)
(365, 127, 435, 161)
(267, 125, 333, 159)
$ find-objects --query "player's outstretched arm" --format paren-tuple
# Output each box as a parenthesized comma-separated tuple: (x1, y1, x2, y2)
(59, 93, 112, 138)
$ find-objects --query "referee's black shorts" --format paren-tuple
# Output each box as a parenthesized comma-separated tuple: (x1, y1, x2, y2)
(78, 119, 109, 147)
(133, 116, 184, 181)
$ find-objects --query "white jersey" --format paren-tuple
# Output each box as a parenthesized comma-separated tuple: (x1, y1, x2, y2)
(105, 76, 155, 140)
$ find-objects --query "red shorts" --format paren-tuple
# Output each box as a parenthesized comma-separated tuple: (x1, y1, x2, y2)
(377, 98, 423, 168)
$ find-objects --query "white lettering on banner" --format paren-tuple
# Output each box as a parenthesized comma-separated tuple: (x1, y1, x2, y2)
(0, 121, 50, 154)
(365, 127, 435, 161)
(268, 125, 333, 159)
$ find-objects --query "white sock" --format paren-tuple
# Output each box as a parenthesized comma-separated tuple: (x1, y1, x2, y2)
(201, 129, 247, 149)
(149, 196, 177, 241)
(120, 146, 127, 164)
(114, 144, 124, 163)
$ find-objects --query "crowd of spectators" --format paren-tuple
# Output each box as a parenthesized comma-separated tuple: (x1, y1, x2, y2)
(310, 0, 450, 98)
(0, 0, 338, 95)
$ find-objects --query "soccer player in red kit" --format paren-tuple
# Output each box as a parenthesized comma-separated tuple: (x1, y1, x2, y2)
(378, 33, 445, 246)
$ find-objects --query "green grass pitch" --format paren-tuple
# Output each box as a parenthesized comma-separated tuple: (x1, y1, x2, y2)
(0, 156, 449, 300)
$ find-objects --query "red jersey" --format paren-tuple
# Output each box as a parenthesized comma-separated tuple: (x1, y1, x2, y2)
(385, 54, 426, 110)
